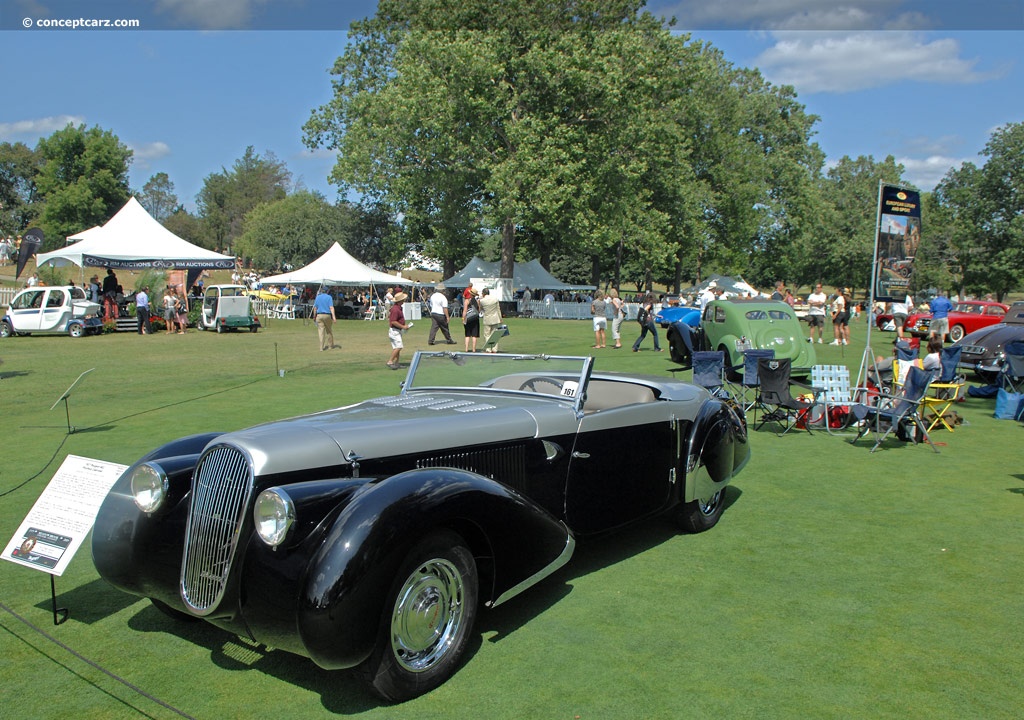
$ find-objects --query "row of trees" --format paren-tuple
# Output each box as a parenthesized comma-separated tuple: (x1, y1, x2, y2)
(2, 0, 1021, 298)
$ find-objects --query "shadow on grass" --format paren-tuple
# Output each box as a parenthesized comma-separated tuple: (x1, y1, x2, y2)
(0, 370, 31, 380)
(123, 603, 380, 713)
(34, 577, 140, 625)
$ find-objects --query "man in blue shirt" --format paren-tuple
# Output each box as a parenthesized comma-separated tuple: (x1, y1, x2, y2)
(929, 290, 954, 341)
(313, 287, 337, 351)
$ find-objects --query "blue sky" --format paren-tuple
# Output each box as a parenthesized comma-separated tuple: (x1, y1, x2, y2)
(2, 1, 1022, 216)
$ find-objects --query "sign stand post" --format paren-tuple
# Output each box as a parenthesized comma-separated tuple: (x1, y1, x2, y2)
(50, 574, 69, 625)
(49, 368, 94, 434)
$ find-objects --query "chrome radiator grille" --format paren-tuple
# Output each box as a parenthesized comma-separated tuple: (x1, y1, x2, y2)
(181, 445, 254, 615)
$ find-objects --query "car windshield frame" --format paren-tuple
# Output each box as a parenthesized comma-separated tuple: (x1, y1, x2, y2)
(404, 351, 594, 413)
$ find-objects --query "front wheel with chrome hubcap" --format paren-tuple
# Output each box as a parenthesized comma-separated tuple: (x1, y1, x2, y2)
(358, 530, 478, 702)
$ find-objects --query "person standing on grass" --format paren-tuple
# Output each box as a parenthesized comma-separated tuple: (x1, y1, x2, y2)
(463, 287, 481, 352)
(632, 292, 662, 352)
(387, 291, 411, 369)
(929, 290, 954, 342)
(162, 286, 177, 334)
(807, 283, 827, 343)
(590, 290, 607, 348)
(174, 286, 188, 334)
(608, 288, 626, 348)
(313, 286, 336, 351)
(428, 285, 456, 345)
(480, 288, 503, 352)
(135, 286, 152, 335)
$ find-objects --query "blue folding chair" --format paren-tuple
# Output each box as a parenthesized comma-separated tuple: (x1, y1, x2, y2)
(691, 351, 729, 399)
(732, 349, 774, 415)
(851, 366, 939, 452)
(1001, 340, 1024, 393)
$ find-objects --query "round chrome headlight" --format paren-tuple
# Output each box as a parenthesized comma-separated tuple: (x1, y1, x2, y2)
(254, 488, 295, 548)
(130, 462, 168, 513)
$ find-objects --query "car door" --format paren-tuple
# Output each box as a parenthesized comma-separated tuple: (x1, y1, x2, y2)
(8, 289, 46, 331)
(564, 406, 676, 535)
(40, 288, 70, 331)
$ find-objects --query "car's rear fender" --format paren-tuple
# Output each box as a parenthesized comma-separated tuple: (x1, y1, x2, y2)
(294, 467, 573, 670)
(684, 399, 748, 504)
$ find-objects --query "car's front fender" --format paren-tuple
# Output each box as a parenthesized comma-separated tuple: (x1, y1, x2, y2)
(91, 433, 225, 606)
(292, 467, 573, 670)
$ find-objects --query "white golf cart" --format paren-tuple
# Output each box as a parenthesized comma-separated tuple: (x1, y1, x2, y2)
(199, 284, 261, 333)
(1, 285, 103, 338)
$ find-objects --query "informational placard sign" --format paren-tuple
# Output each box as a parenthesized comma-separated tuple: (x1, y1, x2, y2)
(4, 455, 127, 577)
(874, 185, 921, 300)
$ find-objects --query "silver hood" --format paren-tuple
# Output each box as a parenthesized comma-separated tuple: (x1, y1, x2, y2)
(215, 391, 579, 477)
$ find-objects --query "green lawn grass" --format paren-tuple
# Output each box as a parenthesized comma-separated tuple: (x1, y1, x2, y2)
(1, 315, 1022, 719)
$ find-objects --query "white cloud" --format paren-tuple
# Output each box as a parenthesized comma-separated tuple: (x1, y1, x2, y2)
(655, 0, 928, 31)
(129, 141, 172, 169)
(898, 154, 971, 191)
(754, 32, 996, 94)
(154, 0, 269, 30)
(0, 114, 85, 139)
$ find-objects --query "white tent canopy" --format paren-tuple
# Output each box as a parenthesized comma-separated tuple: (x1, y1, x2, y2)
(260, 242, 408, 287)
(37, 197, 235, 270)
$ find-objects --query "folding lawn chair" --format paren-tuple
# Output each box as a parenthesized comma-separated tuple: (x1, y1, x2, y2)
(810, 364, 853, 433)
(850, 366, 939, 453)
(730, 349, 774, 416)
(691, 351, 730, 399)
(753, 358, 824, 435)
(1000, 340, 1024, 393)
(922, 346, 965, 432)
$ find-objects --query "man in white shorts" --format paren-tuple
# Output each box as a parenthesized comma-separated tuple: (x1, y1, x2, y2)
(807, 283, 827, 343)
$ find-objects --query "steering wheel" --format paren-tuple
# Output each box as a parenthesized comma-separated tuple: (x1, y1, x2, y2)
(518, 377, 564, 393)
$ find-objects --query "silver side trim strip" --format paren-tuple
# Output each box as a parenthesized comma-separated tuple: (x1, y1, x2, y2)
(488, 529, 576, 608)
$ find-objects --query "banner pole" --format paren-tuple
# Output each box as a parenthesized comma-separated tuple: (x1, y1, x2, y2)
(855, 181, 885, 395)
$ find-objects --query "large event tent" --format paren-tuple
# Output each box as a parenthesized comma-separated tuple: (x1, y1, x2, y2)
(442, 257, 592, 291)
(36, 197, 235, 270)
(259, 242, 408, 287)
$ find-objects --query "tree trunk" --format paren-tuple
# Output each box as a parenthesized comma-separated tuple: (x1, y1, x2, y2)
(501, 219, 515, 279)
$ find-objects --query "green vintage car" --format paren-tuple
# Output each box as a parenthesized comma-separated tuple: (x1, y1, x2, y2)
(695, 299, 816, 375)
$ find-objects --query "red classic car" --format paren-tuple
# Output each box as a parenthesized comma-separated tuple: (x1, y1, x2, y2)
(901, 300, 1009, 342)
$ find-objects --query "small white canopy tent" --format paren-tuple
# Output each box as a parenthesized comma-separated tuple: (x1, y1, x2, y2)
(260, 242, 408, 287)
(37, 197, 235, 270)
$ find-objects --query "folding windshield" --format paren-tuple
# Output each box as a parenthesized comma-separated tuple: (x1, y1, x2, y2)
(405, 352, 592, 406)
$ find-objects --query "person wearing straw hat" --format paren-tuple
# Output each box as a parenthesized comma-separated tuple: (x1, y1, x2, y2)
(387, 290, 411, 369)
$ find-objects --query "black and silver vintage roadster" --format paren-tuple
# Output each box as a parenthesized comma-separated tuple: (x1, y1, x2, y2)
(92, 351, 749, 701)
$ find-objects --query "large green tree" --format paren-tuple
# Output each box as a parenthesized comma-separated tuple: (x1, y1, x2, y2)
(138, 172, 179, 222)
(306, 1, 823, 291)
(0, 141, 39, 236)
(928, 121, 1024, 300)
(33, 123, 132, 249)
(305, 0, 682, 279)
(235, 191, 369, 271)
(196, 146, 291, 253)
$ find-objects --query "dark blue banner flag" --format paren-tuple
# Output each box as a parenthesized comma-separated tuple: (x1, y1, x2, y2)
(874, 186, 921, 300)
(16, 228, 44, 280)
